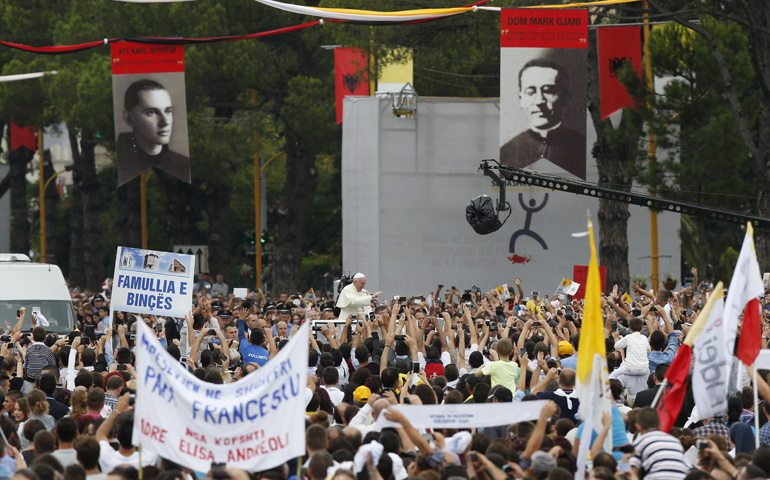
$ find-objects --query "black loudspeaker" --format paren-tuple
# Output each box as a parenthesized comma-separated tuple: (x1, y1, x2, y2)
(466, 195, 504, 235)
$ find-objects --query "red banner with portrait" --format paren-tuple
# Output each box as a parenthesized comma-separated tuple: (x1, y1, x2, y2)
(111, 42, 190, 186)
(499, 8, 589, 181)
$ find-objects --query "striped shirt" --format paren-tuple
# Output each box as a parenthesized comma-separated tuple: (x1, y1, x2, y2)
(740, 409, 755, 424)
(629, 430, 687, 480)
(24, 342, 56, 379)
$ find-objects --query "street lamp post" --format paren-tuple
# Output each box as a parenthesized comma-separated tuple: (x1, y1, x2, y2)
(255, 150, 285, 291)
(40, 165, 72, 263)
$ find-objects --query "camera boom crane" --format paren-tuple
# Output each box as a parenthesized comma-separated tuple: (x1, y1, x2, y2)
(479, 159, 770, 230)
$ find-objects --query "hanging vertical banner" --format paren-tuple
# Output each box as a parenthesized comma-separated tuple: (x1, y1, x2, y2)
(10, 121, 36, 152)
(499, 9, 589, 180)
(597, 26, 642, 120)
(572, 264, 606, 301)
(376, 48, 413, 95)
(335, 47, 369, 124)
(111, 42, 191, 186)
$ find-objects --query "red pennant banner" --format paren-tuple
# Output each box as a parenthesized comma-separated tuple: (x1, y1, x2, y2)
(111, 42, 185, 75)
(10, 121, 36, 152)
(334, 47, 368, 124)
(656, 343, 693, 432)
(572, 265, 606, 301)
(597, 26, 642, 120)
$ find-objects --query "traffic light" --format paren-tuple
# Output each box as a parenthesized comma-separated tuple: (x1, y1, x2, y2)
(243, 231, 256, 247)
(243, 231, 256, 260)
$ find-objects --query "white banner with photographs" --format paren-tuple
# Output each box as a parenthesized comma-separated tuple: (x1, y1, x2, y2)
(133, 321, 309, 471)
(111, 246, 195, 318)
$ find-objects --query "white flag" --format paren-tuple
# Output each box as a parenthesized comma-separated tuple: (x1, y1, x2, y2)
(692, 284, 727, 419)
(575, 353, 612, 480)
(722, 224, 765, 369)
(556, 277, 580, 296)
(495, 284, 510, 300)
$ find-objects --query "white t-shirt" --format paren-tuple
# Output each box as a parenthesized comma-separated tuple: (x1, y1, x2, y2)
(51, 448, 79, 468)
(336, 361, 350, 387)
(655, 304, 672, 328)
(322, 385, 345, 406)
(99, 440, 157, 472)
(614, 331, 650, 374)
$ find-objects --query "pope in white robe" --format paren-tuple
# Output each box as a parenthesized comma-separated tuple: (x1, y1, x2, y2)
(336, 273, 382, 321)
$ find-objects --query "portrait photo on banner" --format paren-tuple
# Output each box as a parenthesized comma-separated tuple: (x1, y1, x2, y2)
(499, 47, 587, 180)
(112, 71, 191, 186)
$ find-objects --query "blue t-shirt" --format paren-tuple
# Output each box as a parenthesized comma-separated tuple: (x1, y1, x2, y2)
(561, 354, 578, 370)
(238, 320, 269, 366)
(575, 404, 628, 461)
(0, 460, 11, 480)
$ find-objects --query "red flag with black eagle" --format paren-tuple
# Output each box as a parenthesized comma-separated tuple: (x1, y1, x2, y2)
(10, 121, 36, 152)
(655, 343, 692, 433)
(597, 26, 642, 120)
(334, 48, 368, 124)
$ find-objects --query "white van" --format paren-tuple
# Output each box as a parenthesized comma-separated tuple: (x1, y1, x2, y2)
(0, 253, 76, 334)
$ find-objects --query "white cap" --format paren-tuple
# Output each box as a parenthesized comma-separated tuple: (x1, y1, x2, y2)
(353, 272, 366, 279)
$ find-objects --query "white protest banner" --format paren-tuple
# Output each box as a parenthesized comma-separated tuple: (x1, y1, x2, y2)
(111, 246, 195, 318)
(692, 285, 727, 420)
(133, 320, 308, 471)
(375, 400, 546, 430)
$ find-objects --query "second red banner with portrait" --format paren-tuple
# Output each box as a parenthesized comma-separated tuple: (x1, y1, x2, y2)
(111, 43, 191, 186)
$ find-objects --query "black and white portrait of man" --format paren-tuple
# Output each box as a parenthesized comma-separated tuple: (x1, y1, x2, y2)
(113, 73, 191, 186)
(500, 48, 587, 180)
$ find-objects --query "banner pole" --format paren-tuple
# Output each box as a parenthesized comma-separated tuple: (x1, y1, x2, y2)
(38, 126, 46, 262)
(253, 88, 262, 292)
(643, 1, 660, 289)
(650, 378, 668, 409)
(138, 443, 143, 480)
(754, 367, 760, 448)
(296, 455, 303, 479)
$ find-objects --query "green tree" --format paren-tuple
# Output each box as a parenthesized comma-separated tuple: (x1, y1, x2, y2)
(647, 1, 770, 273)
(629, 18, 757, 279)
(0, 5, 61, 257)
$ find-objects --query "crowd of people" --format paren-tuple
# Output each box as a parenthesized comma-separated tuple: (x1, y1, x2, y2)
(2, 268, 770, 480)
